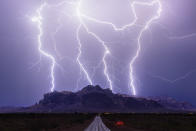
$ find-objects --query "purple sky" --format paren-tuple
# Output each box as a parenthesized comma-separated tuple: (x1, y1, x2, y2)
(0, 0, 196, 106)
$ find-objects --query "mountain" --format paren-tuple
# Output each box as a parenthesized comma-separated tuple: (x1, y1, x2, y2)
(0, 85, 194, 113)
(15, 85, 165, 113)
(148, 96, 194, 111)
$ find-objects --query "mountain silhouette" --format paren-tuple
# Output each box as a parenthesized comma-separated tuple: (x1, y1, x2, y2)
(0, 85, 194, 113)
(24, 85, 165, 113)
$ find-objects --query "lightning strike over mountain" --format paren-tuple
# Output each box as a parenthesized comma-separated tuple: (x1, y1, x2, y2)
(31, 3, 56, 92)
(2, 0, 196, 108)
(31, 0, 76, 92)
(129, 0, 162, 95)
(32, 0, 162, 95)
(76, 0, 162, 95)
(76, 0, 113, 91)
(76, 25, 93, 86)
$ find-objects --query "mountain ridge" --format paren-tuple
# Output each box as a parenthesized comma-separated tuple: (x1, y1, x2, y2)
(0, 85, 194, 113)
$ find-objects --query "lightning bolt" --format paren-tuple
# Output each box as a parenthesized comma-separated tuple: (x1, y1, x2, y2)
(31, 3, 56, 92)
(31, 1, 70, 92)
(129, 0, 162, 95)
(76, 0, 113, 90)
(77, 0, 162, 95)
(31, 0, 162, 95)
(149, 69, 196, 83)
(76, 25, 93, 86)
(169, 33, 196, 40)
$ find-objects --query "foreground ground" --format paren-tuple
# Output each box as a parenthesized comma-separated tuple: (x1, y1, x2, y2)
(0, 113, 196, 131)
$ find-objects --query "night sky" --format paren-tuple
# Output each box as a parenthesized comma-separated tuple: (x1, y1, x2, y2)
(0, 0, 196, 107)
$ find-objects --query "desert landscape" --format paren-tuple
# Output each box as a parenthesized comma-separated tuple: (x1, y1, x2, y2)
(0, 113, 196, 131)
